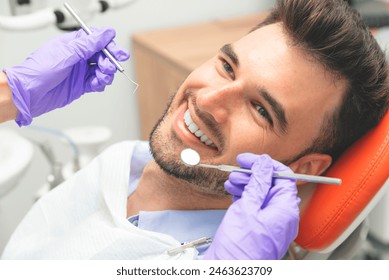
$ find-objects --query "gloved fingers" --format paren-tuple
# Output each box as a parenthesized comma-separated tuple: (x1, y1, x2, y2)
(105, 40, 130, 62)
(44, 28, 83, 45)
(228, 171, 250, 186)
(254, 158, 299, 209)
(70, 27, 116, 60)
(259, 208, 300, 259)
(88, 27, 130, 62)
(271, 158, 294, 174)
(87, 78, 107, 92)
(224, 180, 244, 201)
(255, 178, 300, 259)
(271, 159, 297, 199)
(261, 190, 301, 235)
(270, 158, 298, 187)
(95, 69, 115, 88)
(263, 178, 300, 210)
(241, 154, 274, 204)
(96, 53, 117, 75)
(236, 153, 260, 169)
(98, 71, 115, 86)
(224, 169, 251, 201)
(85, 68, 114, 92)
(204, 155, 300, 261)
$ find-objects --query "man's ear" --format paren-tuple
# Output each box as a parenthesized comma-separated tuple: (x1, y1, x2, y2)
(288, 153, 332, 186)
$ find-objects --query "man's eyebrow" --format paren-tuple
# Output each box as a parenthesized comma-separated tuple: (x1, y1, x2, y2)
(259, 88, 288, 134)
(220, 44, 239, 66)
(220, 44, 287, 133)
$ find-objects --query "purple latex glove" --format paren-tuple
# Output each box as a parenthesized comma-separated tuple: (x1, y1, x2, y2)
(3, 27, 130, 126)
(204, 153, 300, 260)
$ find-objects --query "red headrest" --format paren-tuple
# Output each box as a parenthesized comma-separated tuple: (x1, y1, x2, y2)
(295, 110, 389, 251)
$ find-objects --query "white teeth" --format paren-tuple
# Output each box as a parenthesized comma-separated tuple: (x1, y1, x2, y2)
(188, 123, 198, 133)
(184, 109, 215, 147)
(195, 130, 203, 137)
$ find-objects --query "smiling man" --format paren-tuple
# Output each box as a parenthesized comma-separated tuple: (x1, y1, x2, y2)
(147, 23, 346, 196)
(2, 0, 388, 260)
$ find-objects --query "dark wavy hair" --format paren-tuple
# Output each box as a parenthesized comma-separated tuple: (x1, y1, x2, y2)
(254, 0, 389, 163)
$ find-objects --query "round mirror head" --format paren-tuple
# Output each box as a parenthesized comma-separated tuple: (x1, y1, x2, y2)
(180, 148, 200, 166)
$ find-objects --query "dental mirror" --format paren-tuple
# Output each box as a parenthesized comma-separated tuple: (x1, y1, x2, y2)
(180, 148, 342, 185)
(180, 148, 201, 166)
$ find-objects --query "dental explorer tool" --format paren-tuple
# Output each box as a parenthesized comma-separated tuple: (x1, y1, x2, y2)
(167, 237, 212, 256)
(63, 2, 139, 92)
(180, 148, 342, 185)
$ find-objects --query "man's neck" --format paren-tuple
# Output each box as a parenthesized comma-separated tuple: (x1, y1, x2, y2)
(126, 160, 232, 217)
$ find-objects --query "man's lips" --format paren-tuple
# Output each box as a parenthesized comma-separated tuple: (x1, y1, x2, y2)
(173, 103, 219, 152)
(183, 109, 216, 148)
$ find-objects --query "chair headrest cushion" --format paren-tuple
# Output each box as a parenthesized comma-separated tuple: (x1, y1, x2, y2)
(295, 110, 389, 251)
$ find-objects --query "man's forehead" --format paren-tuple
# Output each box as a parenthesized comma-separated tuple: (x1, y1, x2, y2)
(237, 23, 286, 44)
(230, 23, 289, 62)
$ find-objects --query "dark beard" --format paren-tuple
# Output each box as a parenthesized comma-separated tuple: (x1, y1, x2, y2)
(148, 94, 229, 196)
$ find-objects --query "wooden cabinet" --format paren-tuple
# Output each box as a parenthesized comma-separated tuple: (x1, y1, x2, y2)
(132, 13, 267, 139)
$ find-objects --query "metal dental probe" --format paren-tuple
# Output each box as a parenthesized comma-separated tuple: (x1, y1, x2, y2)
(180, 148, 342, 185)
(63, 2, 139, 92)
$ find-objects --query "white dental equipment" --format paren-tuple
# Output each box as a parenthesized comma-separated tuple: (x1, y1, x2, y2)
(0, 129, 34, 198)
(167, 237, 212, 256)
(63, 2, 138, 91)
(0, 1, 138, 31)
(180, 148, 342, 185)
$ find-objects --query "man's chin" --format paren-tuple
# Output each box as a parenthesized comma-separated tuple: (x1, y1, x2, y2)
(148, 94, 229, 197)
(152, 150, 230, 197)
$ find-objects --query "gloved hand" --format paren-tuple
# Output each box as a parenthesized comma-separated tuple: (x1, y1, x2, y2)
(204, 153, 300, 260)
(3, 27, 130, 126)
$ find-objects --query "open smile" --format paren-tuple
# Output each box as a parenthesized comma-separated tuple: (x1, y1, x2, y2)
(184, 109, 216, 148)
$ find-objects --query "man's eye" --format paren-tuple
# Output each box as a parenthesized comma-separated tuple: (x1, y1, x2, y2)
(254, 104, 273, 125)
(223, 61, 235, 78)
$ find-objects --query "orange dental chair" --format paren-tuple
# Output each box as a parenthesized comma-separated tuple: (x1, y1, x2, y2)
(289, 109, 389, 259)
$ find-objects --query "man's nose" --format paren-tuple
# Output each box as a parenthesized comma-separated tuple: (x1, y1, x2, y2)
(196, 83, 243, 124)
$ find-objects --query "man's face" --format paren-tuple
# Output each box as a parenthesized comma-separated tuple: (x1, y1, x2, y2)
(150, 23, 346, 195)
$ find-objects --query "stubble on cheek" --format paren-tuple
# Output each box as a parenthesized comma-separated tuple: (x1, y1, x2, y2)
(149, 115, 229, 196)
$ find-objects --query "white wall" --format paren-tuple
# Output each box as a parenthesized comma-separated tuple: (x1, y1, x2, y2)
(0, 0, 275, 254)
